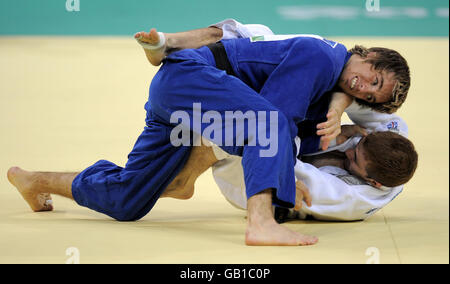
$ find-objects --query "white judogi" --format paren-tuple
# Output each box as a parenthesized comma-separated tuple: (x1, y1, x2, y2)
(212, 18, 275, 39)
(209, 19, 409, 221)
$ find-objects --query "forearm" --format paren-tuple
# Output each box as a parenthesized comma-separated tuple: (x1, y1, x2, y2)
(329, 92, 353, 116)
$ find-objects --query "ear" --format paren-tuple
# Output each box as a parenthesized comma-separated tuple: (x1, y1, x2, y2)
(367, 178, 383, 188)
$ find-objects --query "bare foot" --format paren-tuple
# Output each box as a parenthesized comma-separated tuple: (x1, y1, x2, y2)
(246, 189, 318, 246)
(7, 167, 53, 212)
(245, 220, 318, 246)
(134, 28, 166, 66)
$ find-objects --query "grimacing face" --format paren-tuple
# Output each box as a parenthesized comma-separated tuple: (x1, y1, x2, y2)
(338, 52, 397, 104)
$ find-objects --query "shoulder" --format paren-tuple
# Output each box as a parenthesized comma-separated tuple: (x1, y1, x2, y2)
(291, 36, 343, 53)
(290, 37, 344, 69)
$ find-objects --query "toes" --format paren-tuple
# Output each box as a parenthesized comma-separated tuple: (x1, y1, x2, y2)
(136, 29, 160, 44)
(35, 193, 54, 212)
(135, 31, 150, 41)
(148, 29, 158, 39)
(299, 235, 318, 246)
(43, 203, 53, 211)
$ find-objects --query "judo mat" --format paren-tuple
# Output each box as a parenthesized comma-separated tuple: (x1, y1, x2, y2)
(0, 36, 448, 264)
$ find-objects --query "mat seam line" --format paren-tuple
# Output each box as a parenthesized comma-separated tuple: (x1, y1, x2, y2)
(383, 211, 402, 264)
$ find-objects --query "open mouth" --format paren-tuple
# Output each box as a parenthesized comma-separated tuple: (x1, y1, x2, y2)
(350, 76, 358, 90)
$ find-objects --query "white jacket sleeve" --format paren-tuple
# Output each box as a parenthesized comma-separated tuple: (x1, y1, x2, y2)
(292, 162, 403, 221)
(210, 18, 274, 39)
(212, 152, 404, 221)
(345, 101, 409, 138)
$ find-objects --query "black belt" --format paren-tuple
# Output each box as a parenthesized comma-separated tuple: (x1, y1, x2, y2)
(207, 42, 237, 77)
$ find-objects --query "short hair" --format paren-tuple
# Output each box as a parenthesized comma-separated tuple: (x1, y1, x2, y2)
(362, 131, 418, 187)
(349, 45, 410, 114)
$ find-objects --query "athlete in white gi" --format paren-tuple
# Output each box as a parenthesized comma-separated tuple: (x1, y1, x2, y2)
(212, 100, 408, 221)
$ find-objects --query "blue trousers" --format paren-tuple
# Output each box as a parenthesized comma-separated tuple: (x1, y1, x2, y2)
(72, 55, 296, 221)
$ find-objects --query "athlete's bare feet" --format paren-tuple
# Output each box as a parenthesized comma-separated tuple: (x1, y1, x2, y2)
(245, 220, 318, 246)
(7, 167, 53, 212)
(134, 28, 166, 66)
(245, 189, 318, 246)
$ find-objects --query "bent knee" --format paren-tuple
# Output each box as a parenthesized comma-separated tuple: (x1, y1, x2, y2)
(108, 205, 143, 222)
(111, 211, 142, 222)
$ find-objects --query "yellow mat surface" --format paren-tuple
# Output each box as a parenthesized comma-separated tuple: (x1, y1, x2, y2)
(0, 36, 448, 264)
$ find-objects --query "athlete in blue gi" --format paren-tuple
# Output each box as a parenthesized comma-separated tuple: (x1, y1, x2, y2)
(7, 20, 410, 246)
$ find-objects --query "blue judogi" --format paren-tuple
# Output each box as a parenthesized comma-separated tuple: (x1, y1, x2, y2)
(72, 36, 350, 221)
